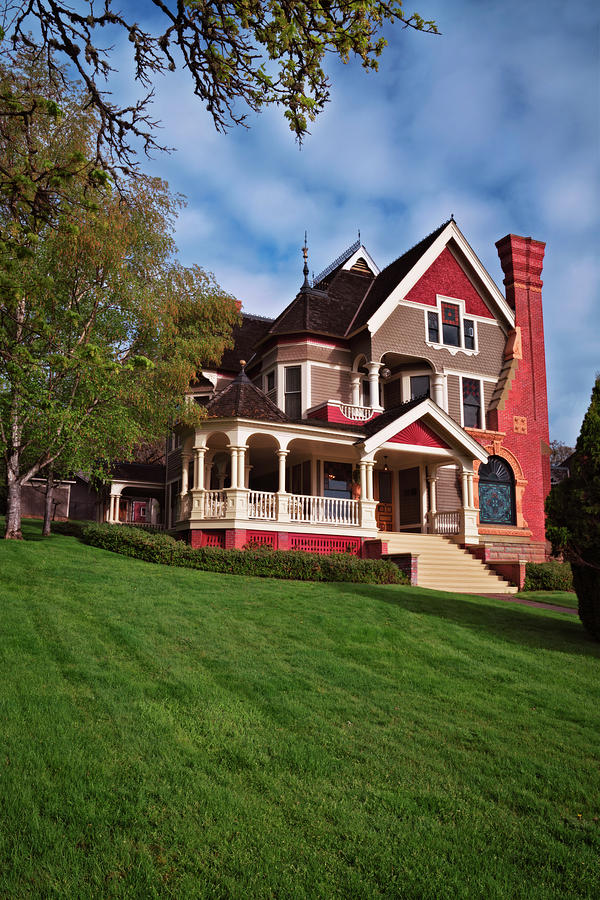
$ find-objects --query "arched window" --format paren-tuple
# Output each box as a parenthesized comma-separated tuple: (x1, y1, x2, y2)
(478, 456, 516, 525)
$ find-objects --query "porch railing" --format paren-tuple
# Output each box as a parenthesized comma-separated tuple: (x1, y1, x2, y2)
(290, 495, 359, 525)
(204, 489, 226, 518)
(429, 510, 460, 535)
(339, 402, 376, 422)
(248, 490, 277, 520)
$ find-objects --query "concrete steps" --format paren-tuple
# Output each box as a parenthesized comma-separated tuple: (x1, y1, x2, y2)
(381, 532, 518, 594)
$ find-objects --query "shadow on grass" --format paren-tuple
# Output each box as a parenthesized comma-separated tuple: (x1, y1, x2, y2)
(334, 582, 599, 657)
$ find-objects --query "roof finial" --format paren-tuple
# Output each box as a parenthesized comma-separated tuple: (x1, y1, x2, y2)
(450, 212, 455, 221)
(301, 231, 310, 292)
(358, 228, 361, 243)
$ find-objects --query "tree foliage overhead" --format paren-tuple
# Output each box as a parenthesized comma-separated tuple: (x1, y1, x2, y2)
(0, 52, 241, 538)
(2, 1, 437, 171)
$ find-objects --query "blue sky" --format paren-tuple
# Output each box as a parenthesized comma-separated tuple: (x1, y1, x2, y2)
(112, 0, 599, 445)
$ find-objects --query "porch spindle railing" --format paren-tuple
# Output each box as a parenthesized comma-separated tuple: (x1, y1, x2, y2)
(430, 510, 460, 534)
(248, 490, 277, 520)
(290, 495, 359, 525)
(204, 490, 226, 519)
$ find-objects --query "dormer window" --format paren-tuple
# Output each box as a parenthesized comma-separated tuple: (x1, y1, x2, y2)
(426, 297, 478, 354)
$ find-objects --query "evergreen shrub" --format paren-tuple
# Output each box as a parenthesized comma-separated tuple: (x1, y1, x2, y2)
(82, 524, 407, 585)
(523, 561, 574, 593)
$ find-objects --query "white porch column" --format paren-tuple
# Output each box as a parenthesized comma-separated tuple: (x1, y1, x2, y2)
(277, 450, 289, 493)
(366, 461, 375, 501)
(180, 452, 191, 496)
(359, 461, 367, 498)
(109, 487, 122, 523)
(350, 373, 361, 406)
(461, 469, 469, 509)
(427, 468, 438, 514)
(366, 362, 382, 410)
(228, 446, 239, 488)
(237, 446, 246, 489)
(459, 465, 479, 544)
(193, 447, 206, 491)
(431, 373, 445, 409)
(420, 465, 429, 533)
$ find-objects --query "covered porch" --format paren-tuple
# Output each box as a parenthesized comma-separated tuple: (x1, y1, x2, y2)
(173, 398, 488, 545)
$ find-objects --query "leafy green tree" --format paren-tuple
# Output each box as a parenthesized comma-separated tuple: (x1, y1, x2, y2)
(4, 1, 438, 170)
(0, 58, 240, 539)
(546, 376, 600, 638)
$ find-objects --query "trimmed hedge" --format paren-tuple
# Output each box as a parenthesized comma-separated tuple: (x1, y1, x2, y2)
(523, 560, 574, 593)
(82, 524, 407, 585)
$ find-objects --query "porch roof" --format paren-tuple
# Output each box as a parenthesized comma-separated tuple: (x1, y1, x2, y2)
(361, 397, 489, 463)
(205, 370, 288, 423)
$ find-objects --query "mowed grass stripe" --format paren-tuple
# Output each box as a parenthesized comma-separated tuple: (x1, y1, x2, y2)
(0, 521, 598, 898)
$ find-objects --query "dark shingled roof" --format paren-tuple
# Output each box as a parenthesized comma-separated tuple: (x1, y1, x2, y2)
(362, 395, 430, 437)
(348, 220, 451, 333)
(268, 267, 373, 339)
(205, 371, 289, 423)
(111, 462, 166, 483)
(218, 313, 274, 373)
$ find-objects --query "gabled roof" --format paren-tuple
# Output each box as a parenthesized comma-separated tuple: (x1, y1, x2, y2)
(266, 266, 373, 339)
(111, 462, 166, 484)
(205, 371, 288, 423)
(360, 396, 488, 462)
(218, 314, 274, 373)
(348, 220, 451, 333)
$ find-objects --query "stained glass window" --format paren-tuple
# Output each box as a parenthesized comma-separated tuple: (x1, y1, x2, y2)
(441, 302, 460, 346)
(478, 456, 515, 525)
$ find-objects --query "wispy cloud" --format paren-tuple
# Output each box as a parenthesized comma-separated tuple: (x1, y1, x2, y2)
(110, 0, 599, 443)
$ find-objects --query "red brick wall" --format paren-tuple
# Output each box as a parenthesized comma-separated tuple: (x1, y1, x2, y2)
(405, 247, 495, 319)
(492, 235, 550, 544)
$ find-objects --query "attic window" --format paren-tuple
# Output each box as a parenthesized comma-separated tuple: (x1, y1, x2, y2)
(350, 257, 371, 276)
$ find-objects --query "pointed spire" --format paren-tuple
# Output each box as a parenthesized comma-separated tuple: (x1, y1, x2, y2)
(301, 231, 310, 292)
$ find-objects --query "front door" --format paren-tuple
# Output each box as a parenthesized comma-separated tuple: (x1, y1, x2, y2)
(397, 467, 421, 531)
(375, 469, 393, 531)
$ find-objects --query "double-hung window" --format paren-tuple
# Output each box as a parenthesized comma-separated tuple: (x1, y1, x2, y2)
(462, 377, 482, 428)
(427, 299, 477, 352)
(284, 366, 302, 418)
(265, 370, 276, 402)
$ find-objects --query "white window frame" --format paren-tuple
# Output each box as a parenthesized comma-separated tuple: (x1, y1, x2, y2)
(424, 295, 479, 357)
(460, 375, 484, 430)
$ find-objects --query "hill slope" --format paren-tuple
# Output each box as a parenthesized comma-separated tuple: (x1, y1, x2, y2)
(1, 523, 598, 898)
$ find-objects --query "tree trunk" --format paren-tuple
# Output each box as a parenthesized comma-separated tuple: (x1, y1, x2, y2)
(5, 468, 22, 540)
(42, 468, 55, 537)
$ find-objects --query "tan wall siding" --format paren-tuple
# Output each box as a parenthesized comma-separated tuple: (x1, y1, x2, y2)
(311, 365, 351, 406)
(447, 375, 461, 424)
(275, 343, 350, 366)
(436, 465, 462, 511)
(348, 330, 372, 366)
(484, 381, 496, 429)
(372, 304, 506, 378)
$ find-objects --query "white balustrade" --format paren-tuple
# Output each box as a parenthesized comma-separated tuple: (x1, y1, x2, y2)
(290, 494, 359, 525)
(248, 490, 277, 520)
(177, 493, 192, 521)
(430, 510, 460, 534)
(203, 490, 226, 519)
(339, 403, 376, 422)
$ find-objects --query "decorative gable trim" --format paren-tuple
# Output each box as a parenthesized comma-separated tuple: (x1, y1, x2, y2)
(362, 397, 489, 463)
(367, 221, 514, 335)
(341, 245, 380, 277)
(388, 420, 449, 448)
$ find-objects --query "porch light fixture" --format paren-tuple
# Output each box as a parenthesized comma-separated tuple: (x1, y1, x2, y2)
(381, 366, 391, 379)
(383, 456, 389, 472)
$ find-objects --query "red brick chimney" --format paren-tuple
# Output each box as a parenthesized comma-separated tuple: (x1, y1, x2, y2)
(493, 234, 550, 544)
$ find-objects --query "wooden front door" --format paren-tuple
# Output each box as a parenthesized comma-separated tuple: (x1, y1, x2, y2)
(375, 470, 393, 531)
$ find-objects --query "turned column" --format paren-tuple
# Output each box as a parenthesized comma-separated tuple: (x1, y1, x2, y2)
(277, 450, 289, 493)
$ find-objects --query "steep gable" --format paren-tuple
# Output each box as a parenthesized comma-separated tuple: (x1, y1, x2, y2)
(405, 246, 496, 319)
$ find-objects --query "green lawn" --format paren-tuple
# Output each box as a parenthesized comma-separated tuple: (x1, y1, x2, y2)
(1, 521, 598, 898)
(516, 591, 579, 610)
